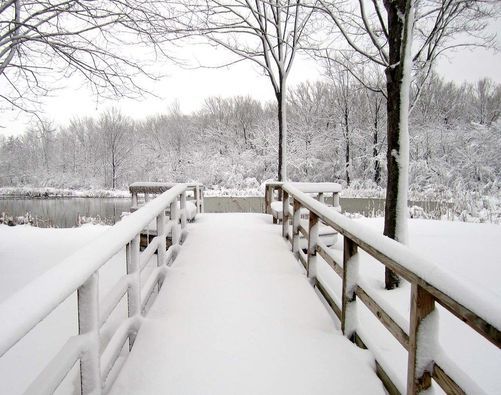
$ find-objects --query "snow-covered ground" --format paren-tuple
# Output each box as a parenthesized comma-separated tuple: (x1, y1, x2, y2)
(0, 216, 500, 394)
(316, 218, 501, 394)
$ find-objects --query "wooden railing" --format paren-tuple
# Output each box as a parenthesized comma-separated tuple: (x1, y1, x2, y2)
(265, 181, 341, 223)
(130, 182, 204, 214)
(0, 184, 189, 394)
(279, 183, 500, 394)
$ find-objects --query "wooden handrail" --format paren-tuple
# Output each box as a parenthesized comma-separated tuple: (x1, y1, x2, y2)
(279, 182, 500, 394)
(265, 182, 341, 223)
(0, 183, 189, 394)
(130, 182, 204, 214)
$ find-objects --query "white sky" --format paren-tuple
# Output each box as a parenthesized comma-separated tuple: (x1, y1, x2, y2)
(0, 28, 500, 137)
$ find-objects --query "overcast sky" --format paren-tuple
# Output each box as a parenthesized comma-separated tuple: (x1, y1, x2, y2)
(1, 24, 500, 137)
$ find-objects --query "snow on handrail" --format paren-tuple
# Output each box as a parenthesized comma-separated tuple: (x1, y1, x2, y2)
(282, 183, 501, 334)
(281, 182, 500, 394)
(0, 183, 187, 358)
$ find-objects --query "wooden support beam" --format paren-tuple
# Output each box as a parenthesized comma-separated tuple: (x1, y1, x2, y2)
(316, 280, 341, 320)
(307, 211, 319, 279)
(432, 363, 465, 395)
(407, 284, 435, 393)
(127, 236, 141, 349)
(352, 333, 401, 395)
(341, 237, 358, 337)
(282, 190, 289, 238)
(316, 244, 343, 278)
(355, 286, 409, 350)
(292, 199, 301, 258)
(78, 273, 102, 395)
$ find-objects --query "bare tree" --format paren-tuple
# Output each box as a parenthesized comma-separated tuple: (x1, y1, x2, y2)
(98, 108, 134, 189)
(314, 0, 497, 289)
(0, 0, 179, 115)
(182, 0, 315, 181)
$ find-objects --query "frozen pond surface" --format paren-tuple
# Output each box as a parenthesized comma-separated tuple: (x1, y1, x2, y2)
(0, 196, 449, 227)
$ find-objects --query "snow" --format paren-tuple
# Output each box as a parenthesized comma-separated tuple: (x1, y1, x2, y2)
(110, 214, 384, 394)
(316, 217, 501, 394)
(1, 210, 500, 393)
(394, 0, 415, 245)
(0, 224, 110, 394)
(291, 182, 342, 193)
(283, 183, 501, 331)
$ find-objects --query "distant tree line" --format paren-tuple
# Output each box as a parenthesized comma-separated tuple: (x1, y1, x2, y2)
(1, 73, 499, 195)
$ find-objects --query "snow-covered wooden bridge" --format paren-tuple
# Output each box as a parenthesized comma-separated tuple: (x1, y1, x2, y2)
(0, 182, 499, 395)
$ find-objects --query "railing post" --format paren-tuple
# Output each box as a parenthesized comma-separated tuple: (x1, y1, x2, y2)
(131, 192, 138, 212)
(199, 186, 205, 213)
(317, 192, 324, 203)
(265, 184, 271, 215)
(156, 210, 166, 267)
(170, 197, 180, 246)
(282, 190, 289, 238)
(77, 272, 102, 395)
(341, 237, 358, 338)
(180, 191, 187, 230)
(195, 185, 200, 214)
(127, 236, 141, 349)
(292, 199, 301, 257)
(307, 212, 319, 281)
(333, 192, 340, 211)
(407, 284, 435, 394)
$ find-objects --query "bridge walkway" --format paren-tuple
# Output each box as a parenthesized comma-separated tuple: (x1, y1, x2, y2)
(110, 213, 385, 394)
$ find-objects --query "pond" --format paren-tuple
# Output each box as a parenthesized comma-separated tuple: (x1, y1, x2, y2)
(0, 196, 451, 228)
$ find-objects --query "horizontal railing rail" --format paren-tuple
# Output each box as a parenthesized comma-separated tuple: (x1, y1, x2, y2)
(265, 182, 341, 223)
(279, 182, 500, 395)
(0, 183, 189, 394)
(130, 181, 204, 214)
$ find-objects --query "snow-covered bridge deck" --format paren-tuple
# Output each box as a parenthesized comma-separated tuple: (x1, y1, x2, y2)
(1, 182, 499, 395)
(110, 213, 384, 394)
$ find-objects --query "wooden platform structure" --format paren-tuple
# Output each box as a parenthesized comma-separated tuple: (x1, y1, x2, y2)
(0, 182, 499, 395)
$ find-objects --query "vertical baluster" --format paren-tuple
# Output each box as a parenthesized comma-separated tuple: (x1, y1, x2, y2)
(341, 237, 358, 337)
(156, 210, 166, 267)
(282, 190, 289, 238)
(265, 184, 270, 215)
(127, 236, 140, 349)
(292, 199, 301, 258)
(170, 197, 180, 247)
(201, 186, 205, 213)
(78, 272, 101, 395)
(333, 192, 340, 211)
(307, 212, 319, 281)
(317, 192, 324, 204)
(407, 284, 435, 393)
(195, 185, 200, 214)
(180, 191, 187, 230)
(131, 191, 138, 212)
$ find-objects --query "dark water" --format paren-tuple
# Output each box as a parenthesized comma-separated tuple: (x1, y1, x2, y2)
(0, 196, 451, 228)
(0, 198, 131, 228)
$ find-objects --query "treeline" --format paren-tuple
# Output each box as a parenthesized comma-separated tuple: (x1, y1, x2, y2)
(0, 73, 499, 196)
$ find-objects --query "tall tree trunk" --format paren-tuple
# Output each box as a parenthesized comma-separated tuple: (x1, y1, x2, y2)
(344, 107, 350, 185)
(383, 0, 414, 289)
(373, 101, 381, 184)
(277, 77, 288, 181)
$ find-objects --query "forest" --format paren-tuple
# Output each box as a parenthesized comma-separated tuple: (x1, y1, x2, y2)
(1, 72, 499, 201)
